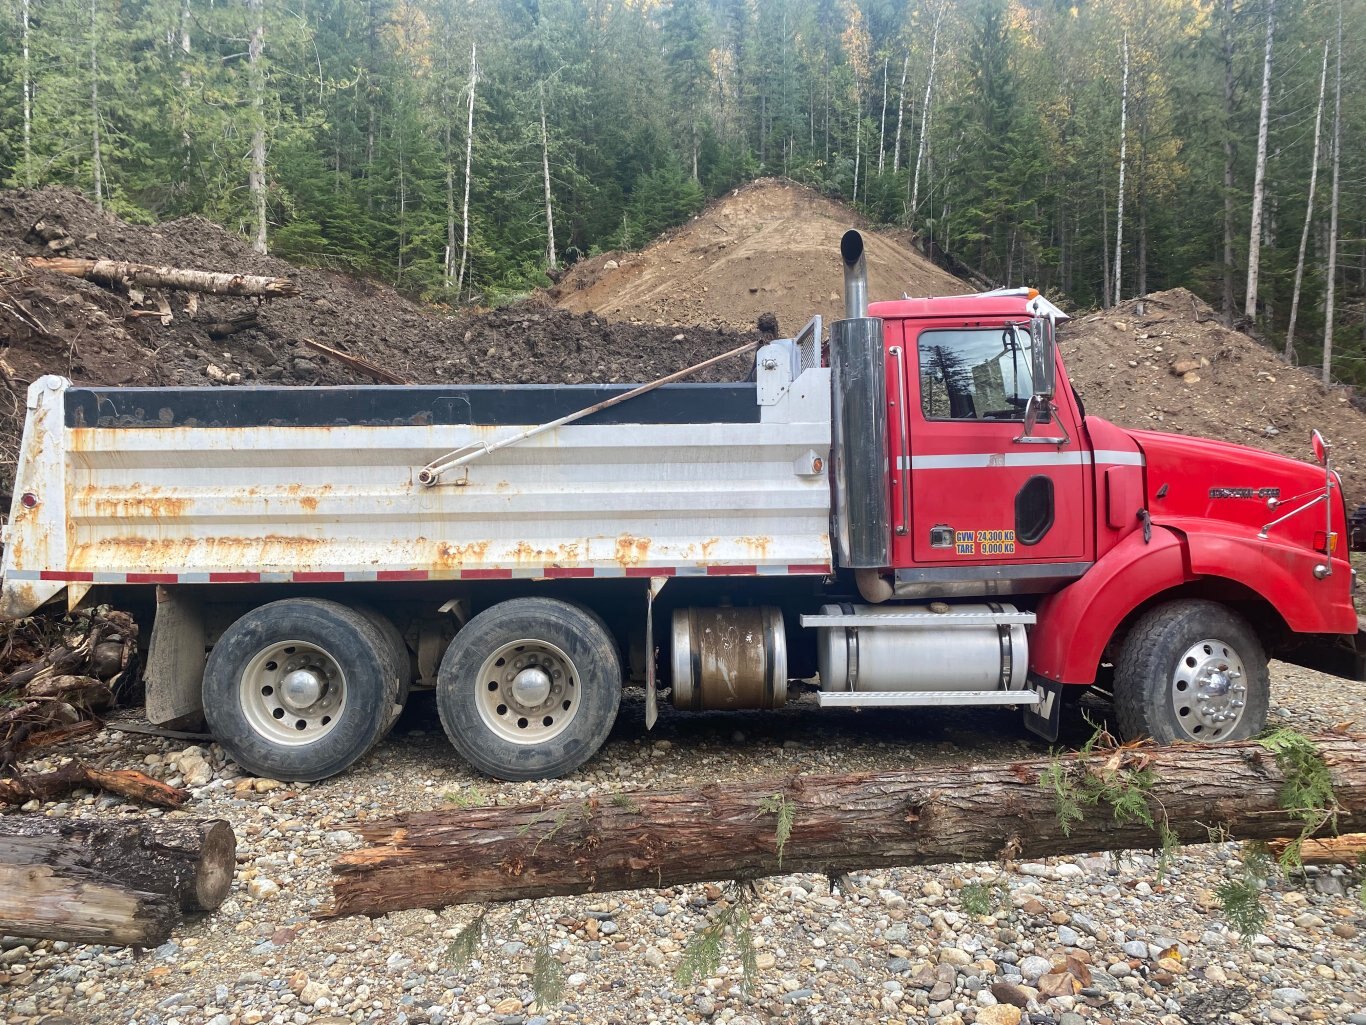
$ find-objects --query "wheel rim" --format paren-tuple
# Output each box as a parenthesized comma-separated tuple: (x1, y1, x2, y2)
(239, 640, 347, 745)
(476, 638, 580, 745)
(1170, 637, 1249, 740)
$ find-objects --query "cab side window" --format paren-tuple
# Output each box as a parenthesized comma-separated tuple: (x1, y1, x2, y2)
(919, 325, 1034, 421)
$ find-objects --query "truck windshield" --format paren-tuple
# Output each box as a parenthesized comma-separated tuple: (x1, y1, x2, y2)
(918, 323, 1034, 421)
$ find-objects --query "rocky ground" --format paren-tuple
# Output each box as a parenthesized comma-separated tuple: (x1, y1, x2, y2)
(0, 663, 1363, 1025)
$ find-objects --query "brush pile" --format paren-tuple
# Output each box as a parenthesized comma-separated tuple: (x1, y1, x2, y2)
(0, 605, 137, 769)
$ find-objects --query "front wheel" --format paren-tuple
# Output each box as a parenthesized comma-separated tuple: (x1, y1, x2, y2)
(436, 597, 621, 780)
(1114, 599, 1270, 744)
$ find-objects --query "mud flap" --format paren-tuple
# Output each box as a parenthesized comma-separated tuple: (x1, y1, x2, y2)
(1022, 675, 1063, 743)
(644, 576, 669, 730)
(1278, 622, 1366, 683)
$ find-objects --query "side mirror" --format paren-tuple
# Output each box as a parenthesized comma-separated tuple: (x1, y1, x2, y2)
(1030, 315, 1057, 401)
(1311, 429, 1331, 467)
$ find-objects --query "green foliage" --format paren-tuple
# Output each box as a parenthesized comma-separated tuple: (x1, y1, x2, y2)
(1257, 729, 1337, 870)
(1040, 760, 1085, 838)
(1216, 845, 1272, 945)
(677, 883, 759, 994)
(959, 881, 1001, 916)
(757, 793, 797, 868)
(444, 908, 488, 967)
(530, 936, 565, 1010)
(609, 793, 642, 813)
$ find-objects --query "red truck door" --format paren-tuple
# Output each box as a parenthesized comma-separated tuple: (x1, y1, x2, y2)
(886, 318, 1091, 576)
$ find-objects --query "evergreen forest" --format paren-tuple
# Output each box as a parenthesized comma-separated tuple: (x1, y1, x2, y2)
(0, 0, 1362, 381)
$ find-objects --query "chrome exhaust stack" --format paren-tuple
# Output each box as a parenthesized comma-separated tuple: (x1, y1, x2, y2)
(841, 229, 869, 319)
(829, 229, 890, 570)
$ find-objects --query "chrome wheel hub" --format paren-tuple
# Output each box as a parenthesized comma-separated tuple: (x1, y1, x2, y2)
(240, 641, 347, 745)
(1171, 638, 1248, 740)
(477, 639, 580, 745)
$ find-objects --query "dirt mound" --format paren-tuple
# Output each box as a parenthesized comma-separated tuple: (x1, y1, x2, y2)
(551, 178, 969, 333)
(0, 188, 760, 497)
(1062, 288, 1366, 503)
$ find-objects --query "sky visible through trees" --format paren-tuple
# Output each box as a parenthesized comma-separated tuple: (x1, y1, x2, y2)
(0, 1, 1361, 382)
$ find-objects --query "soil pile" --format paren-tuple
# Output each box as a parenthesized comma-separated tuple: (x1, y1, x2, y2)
(0, 187, 760, 496)
(551, 178, 969, 333)
(1061, 288, 1366, 503)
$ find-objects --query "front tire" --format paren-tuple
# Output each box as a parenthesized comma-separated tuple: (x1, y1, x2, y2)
(1114, 599, 1269, 744)
(436, 597, 622, 780)
(203, 599, 400, 781)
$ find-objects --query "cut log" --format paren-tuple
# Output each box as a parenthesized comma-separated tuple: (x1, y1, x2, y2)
(0, 760, 187, 808)
(25, 256, 300, 298)
(300, 337, 407, 384)
(1269, 832, 1366, 866)
(325, 734, 1366, 918)
(0, 816, 235, 946)
(205, 312, 259, 338)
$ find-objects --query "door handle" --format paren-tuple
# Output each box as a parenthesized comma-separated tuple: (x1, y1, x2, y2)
(889, 346, 910, 535)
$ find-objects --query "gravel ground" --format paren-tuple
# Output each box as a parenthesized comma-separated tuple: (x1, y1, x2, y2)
(1, 662, 1363, 1025)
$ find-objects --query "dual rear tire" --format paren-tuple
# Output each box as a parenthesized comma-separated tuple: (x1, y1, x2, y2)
(205, 596, 621, 782)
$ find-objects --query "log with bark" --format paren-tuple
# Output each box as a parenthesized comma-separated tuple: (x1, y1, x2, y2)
(325, 734, 1366, 919)
(1269, 832, 1366, 866)
(0, 759, 187, 808)
(0, 816, 235, 946)
(25, 257, 300, 298)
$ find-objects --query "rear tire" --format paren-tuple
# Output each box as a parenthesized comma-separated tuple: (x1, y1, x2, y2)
(203, 599, 400, 781)
(436, 597, 621, 780)
(1114, 599, 1269, 744)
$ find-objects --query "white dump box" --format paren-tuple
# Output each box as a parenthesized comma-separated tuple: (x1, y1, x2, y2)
(1, 338, 833, 619)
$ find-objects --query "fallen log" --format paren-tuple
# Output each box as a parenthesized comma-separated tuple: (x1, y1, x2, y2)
(0, 760, 187, 808)
(0, 816, 235, 946)
(25, 257, 300, 298)
(1269, 832, 1366, 866)
(325, 734, 1366, 918)
(301, 337, 407, 384)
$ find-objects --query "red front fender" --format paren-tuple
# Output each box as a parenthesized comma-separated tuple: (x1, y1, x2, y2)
(1030, 526, 1190, 684)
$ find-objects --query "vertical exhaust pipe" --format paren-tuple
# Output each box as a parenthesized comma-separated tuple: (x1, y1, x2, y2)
(829, 228, 890, 570)
(840, 229, 868, 320)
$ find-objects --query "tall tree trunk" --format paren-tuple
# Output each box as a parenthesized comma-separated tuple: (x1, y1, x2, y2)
(911, 5, 943, 221)
(1101, 185, 1111, 308)
(877, 56, 888, 174)
(248, 0, 268, 255)
(1113, 32, 1129, 306)
(1244, 0, 1276, 323)
(179, 0, 192, 163)
(852, 96, 861, 205)
(540, 84, 557, 272)
(892, 52, 909, 174)
(1286, 42, 1329, 362)
(443, 40, 455, 290)
(1221, 0, 1235, 326)
(456, 41, 478, 296)
(89, 0, 103, 213)
(1322, 3, 1342, 387)
(21, 0, 32, 187)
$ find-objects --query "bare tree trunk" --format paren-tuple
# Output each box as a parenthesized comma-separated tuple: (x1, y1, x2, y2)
(877, 56, 888, 174)
(1221, 0, 1235, 327)
(21, 0, 33, 188)
(1322, 4, 1342, 387)
(325, 735, 1366, 917)
(179, 0, 192, 162)
(1113, 32, 1129, 306)
(27, 257, 301, 297)
(1244, 0, 1276, 323)
(248, 0, 268, 255)
(892, 51, 909, 174)
(1286, 42, 1329, 363)
(1101, 185, 1111, 308)
(456, 41, 478, 297)
(911, 5, 944, 221)
(89, 0, 104, 213)
(540, 84, 557, 272)
(852, 96, 861, 205)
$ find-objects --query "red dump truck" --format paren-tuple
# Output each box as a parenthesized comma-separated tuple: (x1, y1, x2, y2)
(2, 231, 1360, 781)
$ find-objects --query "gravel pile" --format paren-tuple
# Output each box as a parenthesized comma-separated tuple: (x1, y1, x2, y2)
(0, 661, 1363, 1025)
